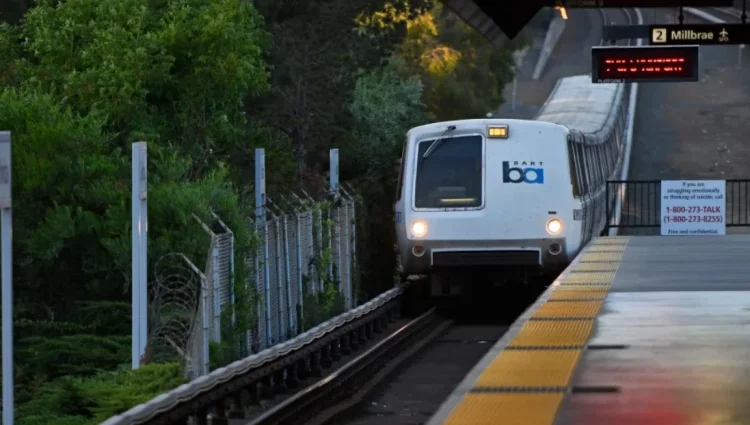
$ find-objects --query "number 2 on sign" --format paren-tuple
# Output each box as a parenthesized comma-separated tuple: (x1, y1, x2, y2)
(652, 28, 666, 43)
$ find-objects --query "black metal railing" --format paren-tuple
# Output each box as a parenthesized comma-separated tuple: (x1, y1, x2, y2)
(604, 179, 750, 235)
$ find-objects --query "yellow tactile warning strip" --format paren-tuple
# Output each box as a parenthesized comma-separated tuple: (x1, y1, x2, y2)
(552, 284, 610, 292)
(586, 245, 628, 253)
(558, 271, 616, 284)
(577, 252, 624, 262)
(591, 236, 629, 244)
(508, 319, 595, 347)
(549, 288, 608, 301)
(441, 237, 630, 425)
(473, 349, 581, 388)
(443, 393, 564, 425)
(570, 262, 620, 272)
(532, 301, 603, 319)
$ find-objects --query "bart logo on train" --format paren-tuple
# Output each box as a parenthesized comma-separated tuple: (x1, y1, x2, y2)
(502, 161, 544, 184)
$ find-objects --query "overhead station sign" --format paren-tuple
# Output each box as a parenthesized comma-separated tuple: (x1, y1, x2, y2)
(591, 45, 700, 83)
(650, 24, 750, 45)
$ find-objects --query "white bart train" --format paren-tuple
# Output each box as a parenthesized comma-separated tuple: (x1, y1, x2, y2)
(394, 75, 630, 296)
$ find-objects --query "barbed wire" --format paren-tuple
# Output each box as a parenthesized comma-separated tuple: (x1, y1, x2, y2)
(148, 253, 201, 372)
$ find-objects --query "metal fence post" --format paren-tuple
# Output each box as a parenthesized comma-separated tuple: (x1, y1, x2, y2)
(226, 223, 236, 340)
(329, 150, 338, 284)
(282, 214, 294, 335)
(274, 216, 284, 340)
(0, 131, 13, 425)
(350, 195, 358, 307)
(211, 241, 221, 342)
(605, 182, 611, 235)
(336, 207, 343, 294)
(200, 272, 210, 374)
(316, 204, 323, 292)
(330, 149, 339, 198)
(131, 142, 148, 369)
(227, 223, 241, 355)
(247, 219, 257, 354)
(295, 210, 304, 328)
(255, 149, 272, 347)
(343, 197, 352, 310)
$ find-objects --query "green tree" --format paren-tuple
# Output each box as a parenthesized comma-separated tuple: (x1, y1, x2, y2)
(348, 57, 426, 297)
(349, 57, 426, 175)
(250, 0, 430, 181)
(397, 2, 523, 121)
(0, 22, 19, 84)
(20, 0, 269, 174)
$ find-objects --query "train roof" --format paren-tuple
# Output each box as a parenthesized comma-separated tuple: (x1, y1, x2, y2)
(407, 118, 561, 137)
(534, 75, 623, 134)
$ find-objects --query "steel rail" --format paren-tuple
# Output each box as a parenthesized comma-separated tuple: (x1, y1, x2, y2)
(247, 307, 449, 425)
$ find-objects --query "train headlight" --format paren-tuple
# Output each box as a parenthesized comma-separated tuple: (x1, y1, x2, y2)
(546, 218, 563, 235)
(411, 221, 427, 237)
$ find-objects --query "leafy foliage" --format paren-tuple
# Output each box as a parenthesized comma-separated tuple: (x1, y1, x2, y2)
(21, 0, 269, 158)
(17, 363, 185, 425)
(250, 0, 430, 179)
(0, 87, 246, 319)
(350, 57, 426, 174)
(397, 2, 524, 121)
(0, 22, 19, 84)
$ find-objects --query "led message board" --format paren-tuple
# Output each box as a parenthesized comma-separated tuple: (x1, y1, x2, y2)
(591, 45, 700, 83)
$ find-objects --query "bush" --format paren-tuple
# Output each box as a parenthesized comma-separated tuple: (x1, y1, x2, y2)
(18, 363, 185, 425)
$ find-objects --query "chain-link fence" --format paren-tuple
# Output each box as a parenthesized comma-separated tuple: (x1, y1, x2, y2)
(179, 186, 359, 378)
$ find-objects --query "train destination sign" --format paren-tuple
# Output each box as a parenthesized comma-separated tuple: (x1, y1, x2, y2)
(661, 180, 726, 236)
(591, 45, 700, 83)
(650, 24, 750, 45)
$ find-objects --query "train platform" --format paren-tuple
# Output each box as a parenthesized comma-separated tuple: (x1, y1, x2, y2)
(426, 235, 750, 425)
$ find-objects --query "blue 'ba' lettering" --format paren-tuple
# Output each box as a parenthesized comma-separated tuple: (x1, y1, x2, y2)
(502, 161, 544, 184)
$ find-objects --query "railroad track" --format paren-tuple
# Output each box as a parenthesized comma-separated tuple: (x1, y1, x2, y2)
(244, 307, 451, 425)
(102, 282, 521, 425)
(239, 311, 511, 425)
(327, 322, 508, 425)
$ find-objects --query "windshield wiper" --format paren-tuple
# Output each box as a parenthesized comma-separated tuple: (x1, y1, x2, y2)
(422, 125, 456, 159)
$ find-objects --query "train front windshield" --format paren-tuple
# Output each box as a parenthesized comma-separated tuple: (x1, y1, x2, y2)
(414, 135, 482, 209)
